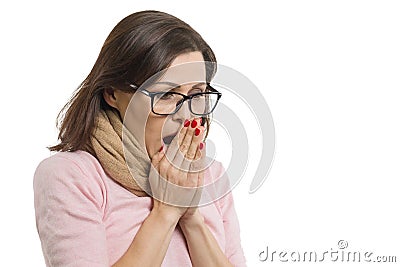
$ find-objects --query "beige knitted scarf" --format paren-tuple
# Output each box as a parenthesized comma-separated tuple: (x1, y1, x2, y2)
(90, 108, 151, 197)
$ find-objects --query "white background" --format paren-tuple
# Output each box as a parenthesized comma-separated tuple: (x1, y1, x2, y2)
(1, 1, 399, 266)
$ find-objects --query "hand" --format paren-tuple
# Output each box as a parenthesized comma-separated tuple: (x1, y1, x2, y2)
(149, 117, 206, 222)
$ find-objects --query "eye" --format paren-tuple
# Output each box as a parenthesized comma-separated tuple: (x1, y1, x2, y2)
(190, 89, 203, 95)
(160, 92, 176, 100)
(192, 94, 206, 101)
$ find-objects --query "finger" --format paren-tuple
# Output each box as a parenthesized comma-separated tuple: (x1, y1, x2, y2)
(149, 145, 166, 190)
(187, 146, 205, 185)
(149, 146, 166, 194)
(159, 119, 189, 175)
(178, 117, 201, 159)
(162, 118, 190, 168)
(179, 136, 204, 173)
(170, 118, 194, 171)
(149, 146, 165, 182)
(181, 146, 201, 174)
(159, 117, 202, 187)
(174, 117, 202, 170)
(151, 145, 165, 167)
(166, 117, 201, 173)
(197, 168, 205, 187)
(189, 157, 205, 185)
(185, 125, 205, 160)
(194, 145, 202, 160)
(190, 142, 206, 173)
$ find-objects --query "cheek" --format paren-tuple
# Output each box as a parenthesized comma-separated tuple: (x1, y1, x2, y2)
(144, 116, 165, 153)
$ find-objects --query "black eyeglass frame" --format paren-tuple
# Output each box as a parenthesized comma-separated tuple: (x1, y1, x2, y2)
(128, 83, 222, 116)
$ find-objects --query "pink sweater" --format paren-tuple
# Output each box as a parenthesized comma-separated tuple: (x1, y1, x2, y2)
(33, 150, 247, 266)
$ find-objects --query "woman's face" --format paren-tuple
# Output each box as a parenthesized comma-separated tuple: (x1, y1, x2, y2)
(104, 51, 206, 159)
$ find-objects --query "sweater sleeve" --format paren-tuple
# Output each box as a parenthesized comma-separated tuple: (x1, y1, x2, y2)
(215, 162, 247, 267)
(33, 154, 109, 267)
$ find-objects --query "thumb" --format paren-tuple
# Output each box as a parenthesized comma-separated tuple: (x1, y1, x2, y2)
(151, 145, 165, 166)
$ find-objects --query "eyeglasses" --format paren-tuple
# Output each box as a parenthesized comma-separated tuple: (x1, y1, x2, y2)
(128, 83, 222, 116)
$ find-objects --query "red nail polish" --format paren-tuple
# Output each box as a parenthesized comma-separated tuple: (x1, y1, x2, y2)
(159, 145, 163, 152)
(194, 128, 200, 136)
(199, 117, 202, 124)
(184, 119, 190, 127)
(191, 120, 197, 128)
(199, 142, 204, 150)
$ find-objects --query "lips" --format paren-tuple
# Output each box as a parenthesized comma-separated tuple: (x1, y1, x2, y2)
(163, 132, 178, 145)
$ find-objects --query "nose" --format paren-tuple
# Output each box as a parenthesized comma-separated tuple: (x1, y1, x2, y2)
(171, 99, 192, 122)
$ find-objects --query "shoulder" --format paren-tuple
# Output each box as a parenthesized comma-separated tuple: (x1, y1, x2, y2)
(34, 150, 101, 176)
(33, 150, 107, 197)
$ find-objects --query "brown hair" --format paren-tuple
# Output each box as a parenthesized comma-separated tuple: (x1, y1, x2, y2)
(48, 10, 217, 154)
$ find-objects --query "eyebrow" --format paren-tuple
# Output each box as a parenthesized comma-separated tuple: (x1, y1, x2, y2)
(154, 81, 207, 92)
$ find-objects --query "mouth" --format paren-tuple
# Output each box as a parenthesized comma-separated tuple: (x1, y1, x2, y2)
(162, 131, 179, 145)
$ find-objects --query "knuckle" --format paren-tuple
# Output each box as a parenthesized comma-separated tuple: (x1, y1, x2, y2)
(168, 167, 179, 179)
(151, 156, 159, 164)
(190, 161, 199, 170)
(179, 161, 191, 172)
(186, 174, 198, 186)
(180, 143, 188, 152)
(171, 136, 179, 145)
(186, 150, 195, 159)
(159, 160, 169, 174)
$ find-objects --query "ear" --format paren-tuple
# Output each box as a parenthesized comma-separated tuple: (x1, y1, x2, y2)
(103, 88, 118, 109)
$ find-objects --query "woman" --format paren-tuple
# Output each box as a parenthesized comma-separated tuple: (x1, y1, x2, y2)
(33, 10, 246, 267)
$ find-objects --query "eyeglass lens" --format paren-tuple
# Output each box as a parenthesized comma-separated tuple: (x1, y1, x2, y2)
(152, 92, 219, 115)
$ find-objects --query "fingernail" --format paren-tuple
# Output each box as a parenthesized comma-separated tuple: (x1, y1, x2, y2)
(199, 117, 202, 124)
(159, 145, 164, 152)
(199, 142, 204, 150)
(184, 119, 190, 127)
(194, 128, 201, 136)
(191, 119, 197, 128)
